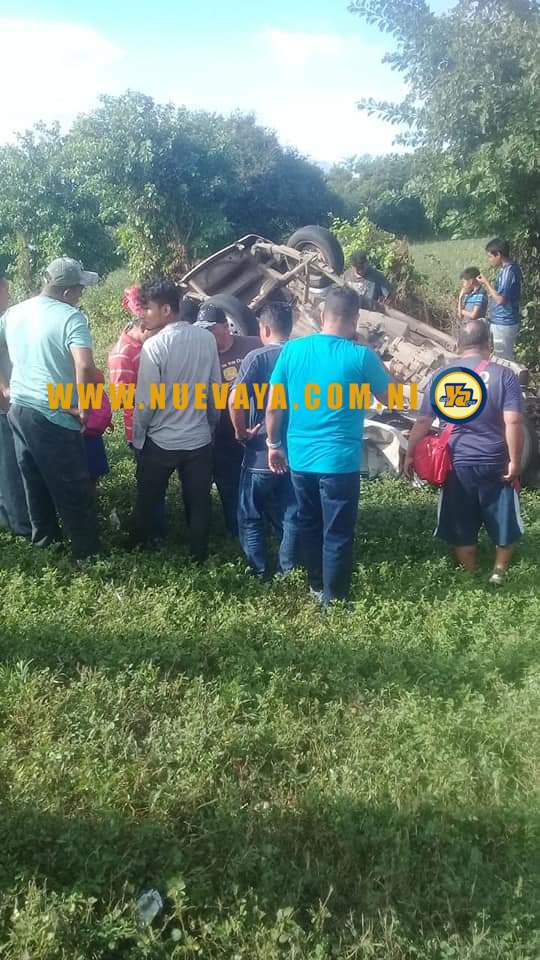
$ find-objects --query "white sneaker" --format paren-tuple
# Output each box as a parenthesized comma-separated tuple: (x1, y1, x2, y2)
(309, 586, 324, 603)
(488, 567, 506, 587)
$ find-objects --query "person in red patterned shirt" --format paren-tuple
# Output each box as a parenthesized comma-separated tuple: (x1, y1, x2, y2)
(108, 286, 167, 536)
(108, 287, 152, 445)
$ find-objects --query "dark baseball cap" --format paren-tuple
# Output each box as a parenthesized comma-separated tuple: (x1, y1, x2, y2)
(44, 257, 99, 288)
(194, 303, 227, 329)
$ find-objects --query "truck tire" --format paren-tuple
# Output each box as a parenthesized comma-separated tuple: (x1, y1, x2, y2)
(205, 294, 259, 336)
(287, 226, 345, 287)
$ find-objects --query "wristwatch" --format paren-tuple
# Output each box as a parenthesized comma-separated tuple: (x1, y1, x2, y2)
(266, 438, 282, 449)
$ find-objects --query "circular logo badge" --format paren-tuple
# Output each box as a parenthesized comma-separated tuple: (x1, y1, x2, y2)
(430, 366, 487, 424)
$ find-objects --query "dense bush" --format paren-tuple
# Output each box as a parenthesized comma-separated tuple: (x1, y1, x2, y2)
(331, 212, 426, 310)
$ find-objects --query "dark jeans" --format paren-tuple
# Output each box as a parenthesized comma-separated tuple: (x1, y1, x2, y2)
(291, 470, 361, 603)
(8, 404, 100, 559)
(213, 441, 243, 537)
(130, 444, 167, 539)
(0, 414, 31, 537)
(135, 438, 213, 560)
(238, 467, 299, 578)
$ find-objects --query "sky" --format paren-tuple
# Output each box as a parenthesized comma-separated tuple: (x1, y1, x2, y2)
(0, 0, 447, 164)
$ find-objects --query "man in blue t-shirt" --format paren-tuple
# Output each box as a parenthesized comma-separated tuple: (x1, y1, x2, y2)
(405, 319, 524, 586)
(266, 285, 390, 605)
(228, 302, 298, 580)
(478, 238, 523, 361)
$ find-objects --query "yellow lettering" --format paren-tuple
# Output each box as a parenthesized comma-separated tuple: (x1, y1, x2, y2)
(387, 383, 404, 410)
(269, 383, 287, 410)
(327, 383, 343, 410)
(253, 382, 268, 410)
(305, 383, 320, 410)
(349, 383, 370, 409)
(194, 383, 207, 409)
(172, 383, 189, 410)
(77, 383, 104, 411)
(150, 384, 166, 410)
(211, 383, 229, 409)
(233, 383, 250, 410)
(109, 382, 136, 411)
(47, 383, 73, 410)
(409, 382, 419, 411)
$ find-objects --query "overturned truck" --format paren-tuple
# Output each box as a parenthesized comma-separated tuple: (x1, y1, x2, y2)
(180, 227, 539, 484)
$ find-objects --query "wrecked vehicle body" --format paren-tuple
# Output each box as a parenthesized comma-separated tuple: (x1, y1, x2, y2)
(180, 228, 539, 483)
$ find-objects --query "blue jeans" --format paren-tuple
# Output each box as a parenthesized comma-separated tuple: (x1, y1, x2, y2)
(0, 414, 31, 536)
(238, 468, 299, 578)
(491, 323, 519, 361)
(291, 470, 360, 603)
(8, 404, 100, 559)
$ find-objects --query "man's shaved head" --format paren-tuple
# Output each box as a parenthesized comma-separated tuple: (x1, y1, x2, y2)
(458, 319, 491, 351)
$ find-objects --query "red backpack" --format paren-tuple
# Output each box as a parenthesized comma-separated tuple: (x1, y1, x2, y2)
(83, 390, 113, 438)
(413, 360, 489, 486)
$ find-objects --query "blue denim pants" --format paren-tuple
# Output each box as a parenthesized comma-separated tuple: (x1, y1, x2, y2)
(291, 470, 360, 603)
(0, 413, 31, 536)
(238, 467, 299, 578)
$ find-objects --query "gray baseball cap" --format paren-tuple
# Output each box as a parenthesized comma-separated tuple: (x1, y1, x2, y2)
(44, 257, 99, 288)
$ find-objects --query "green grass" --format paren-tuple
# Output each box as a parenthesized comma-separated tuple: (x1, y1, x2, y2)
(411, 238, 489, 291)
(410, 238, 489, 329)
(0, 294, 539, 958)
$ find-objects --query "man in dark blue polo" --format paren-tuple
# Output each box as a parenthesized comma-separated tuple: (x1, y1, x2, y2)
(228, 302, 298, 580)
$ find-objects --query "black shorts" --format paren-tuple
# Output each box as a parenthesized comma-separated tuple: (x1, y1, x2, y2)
(435, 463, 524, 547)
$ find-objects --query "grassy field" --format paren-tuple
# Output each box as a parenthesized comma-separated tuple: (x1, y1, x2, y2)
(410, 238, 490, 329)
(0, 279, 539, 958)
(411, 238, 489, 289)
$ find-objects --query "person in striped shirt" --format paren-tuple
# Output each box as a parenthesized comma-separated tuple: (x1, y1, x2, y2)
(458, 267, 488, 322)
(108, 287, 152, 445)
(108, 286, 167, 535)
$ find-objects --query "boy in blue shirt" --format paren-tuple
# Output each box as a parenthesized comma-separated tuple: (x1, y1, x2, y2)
(478, 238, 523, 360)
(458, 267, 487, 321)
(266, 285, 390, 605)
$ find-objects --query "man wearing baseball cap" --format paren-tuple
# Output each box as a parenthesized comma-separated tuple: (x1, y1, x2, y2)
(195, 303, 260, 536)
(0, 257, 102, 560)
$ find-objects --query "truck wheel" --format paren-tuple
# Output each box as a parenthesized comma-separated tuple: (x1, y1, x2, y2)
(287, 226, 345, 288)
(205, 295, 259, 336)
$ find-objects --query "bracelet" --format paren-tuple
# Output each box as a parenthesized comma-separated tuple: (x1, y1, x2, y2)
(266, 438, 282, 450)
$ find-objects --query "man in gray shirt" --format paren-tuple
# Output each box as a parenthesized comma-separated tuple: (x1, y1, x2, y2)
(132, 280, 221, 559)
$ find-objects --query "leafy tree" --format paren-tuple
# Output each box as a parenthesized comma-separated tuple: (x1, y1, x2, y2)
(213, 113, 339, 241)
(350, 0, 540, 365)
(0, 124, 116, 296)
(67, 92, 233, 279)
(68, 93, 339, 280)
(328, 153, 431, 238)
